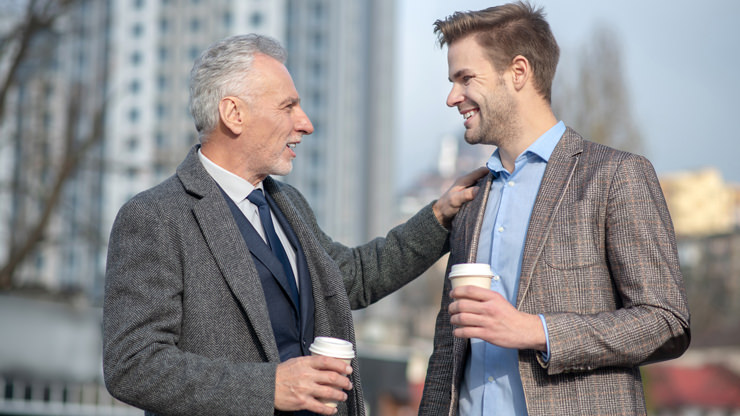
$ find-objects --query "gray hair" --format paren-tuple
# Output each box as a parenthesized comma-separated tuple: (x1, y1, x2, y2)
(188, 34, 287, 140)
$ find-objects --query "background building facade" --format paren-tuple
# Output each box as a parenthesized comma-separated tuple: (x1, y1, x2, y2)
(284, 0, 397, 245)
(0, 0, 399, 412)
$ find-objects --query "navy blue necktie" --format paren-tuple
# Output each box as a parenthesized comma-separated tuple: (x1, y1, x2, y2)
(247, 189, 300, 307)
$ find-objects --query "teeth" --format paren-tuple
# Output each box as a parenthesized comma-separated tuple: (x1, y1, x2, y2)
(288, 143, 296, 148)
(463, 110, 477, 120)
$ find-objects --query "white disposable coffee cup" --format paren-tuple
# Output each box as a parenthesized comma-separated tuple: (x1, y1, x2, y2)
(449, 263, 494, 290)
(309, 337, 355, 407)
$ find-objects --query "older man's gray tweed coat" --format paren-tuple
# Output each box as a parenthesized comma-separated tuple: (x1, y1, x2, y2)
(103, 146, 450, 416)
(419, 128, 690, 416)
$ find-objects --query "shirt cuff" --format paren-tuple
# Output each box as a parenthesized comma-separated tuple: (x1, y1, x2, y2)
(538, 314, 551, 362)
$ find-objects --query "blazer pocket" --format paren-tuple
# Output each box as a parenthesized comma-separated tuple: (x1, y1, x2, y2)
(543, 199, 603, 270)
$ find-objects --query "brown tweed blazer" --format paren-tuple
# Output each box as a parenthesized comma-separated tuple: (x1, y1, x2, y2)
(419, 128, 690, 416)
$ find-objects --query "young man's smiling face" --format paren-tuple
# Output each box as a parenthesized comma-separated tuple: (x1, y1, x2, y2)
(446, 35, 519, 148)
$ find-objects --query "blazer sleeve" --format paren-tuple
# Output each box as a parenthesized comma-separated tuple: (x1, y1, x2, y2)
(281, 184, 451, 310)
(540, 154, 691, 374)
(103, 195, 277, 415)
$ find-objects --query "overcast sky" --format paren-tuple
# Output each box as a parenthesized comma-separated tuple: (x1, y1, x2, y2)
(395, 0, 740, 190)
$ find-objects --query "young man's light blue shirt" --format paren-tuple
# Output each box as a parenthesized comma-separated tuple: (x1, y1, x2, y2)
(458, 121, 565, 416)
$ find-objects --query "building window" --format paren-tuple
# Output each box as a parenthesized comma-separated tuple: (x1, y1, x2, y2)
(188, 46, 200, 60)
(154, 163, 167, 178)
(156, 132, 166, 148)
(134, 0, 144, 9)
(158, 46, 168, 62)
(222, 12, 232, 27)
(128, 108, 139, 122)
(129, 79, 140, 93)
(250, 12, 263, 27)
(42, 112, 52, 131)
(131, 51, 142, 65)
(311, 60, 323, 78)
(127, 137, 138, 151)
(312, 31, 324, 49)
(132, 22, 144, 37)
(314, 3, 325, 20)
(157, 74, 167, 91)
(190, 18, 201, 32)
(159, 18, 169, 33)
(311, 90, 322, 108)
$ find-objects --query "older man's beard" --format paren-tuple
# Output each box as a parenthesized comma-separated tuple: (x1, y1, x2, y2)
(464, 87, 519, 149)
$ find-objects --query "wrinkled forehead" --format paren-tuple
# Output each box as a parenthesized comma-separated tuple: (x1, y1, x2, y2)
(250, 54, 300, 97)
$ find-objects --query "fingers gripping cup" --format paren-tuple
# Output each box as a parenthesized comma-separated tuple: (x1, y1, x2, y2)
(309, 337, 355, 407)
(449, 263, 494, 290)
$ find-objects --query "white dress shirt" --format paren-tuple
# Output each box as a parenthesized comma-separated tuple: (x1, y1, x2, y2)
(197, 149, 299, 289)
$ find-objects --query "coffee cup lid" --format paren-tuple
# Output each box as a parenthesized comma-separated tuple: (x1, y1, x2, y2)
(449, 263, 494, 278)
(309, 337, 355, 359)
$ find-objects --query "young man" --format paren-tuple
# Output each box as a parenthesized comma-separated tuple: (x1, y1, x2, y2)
(420, 3, 690, 415)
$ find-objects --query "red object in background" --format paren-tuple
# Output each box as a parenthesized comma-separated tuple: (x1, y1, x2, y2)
(647, 364, 740, 409)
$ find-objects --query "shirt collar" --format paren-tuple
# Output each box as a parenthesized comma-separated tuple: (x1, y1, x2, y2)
(486, 121, 565, 174)
(197, 148, 260, 202)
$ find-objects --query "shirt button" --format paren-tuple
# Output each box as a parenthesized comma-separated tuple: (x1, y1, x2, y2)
(488, 376, 494, 382)
(493, 275, 500, 281)
(507, 181, 515, 187)
(497, 226, 504, 233)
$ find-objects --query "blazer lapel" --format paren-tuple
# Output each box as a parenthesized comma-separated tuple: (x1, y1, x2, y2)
(516, 128, 582, 307)
(178, 147, 281, 362)
(449, 171, 493, 399)
(463, 172, 494, 263)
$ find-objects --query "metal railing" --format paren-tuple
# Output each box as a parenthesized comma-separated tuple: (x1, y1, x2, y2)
(0, 376, 141, 416)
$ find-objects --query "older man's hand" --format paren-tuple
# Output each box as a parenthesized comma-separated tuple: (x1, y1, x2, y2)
(432, 166, 488, 228)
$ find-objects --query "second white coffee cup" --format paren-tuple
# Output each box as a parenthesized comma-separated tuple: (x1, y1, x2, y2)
(449, 263, 494, 290)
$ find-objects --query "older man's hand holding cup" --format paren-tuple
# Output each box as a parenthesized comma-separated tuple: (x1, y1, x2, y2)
(308, 337, 356, 408)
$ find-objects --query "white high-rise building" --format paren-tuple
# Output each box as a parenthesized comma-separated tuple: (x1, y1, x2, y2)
(102, 0, 287, 246)
(1, 0, 285, 299)
(2, 0, 397, 298)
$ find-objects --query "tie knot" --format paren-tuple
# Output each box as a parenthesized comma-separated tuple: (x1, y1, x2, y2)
(247, 189, 268, 207)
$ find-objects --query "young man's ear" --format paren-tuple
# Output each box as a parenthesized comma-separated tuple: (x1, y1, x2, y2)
(510, 55, 530, 91)
(219, 96, 244, 136)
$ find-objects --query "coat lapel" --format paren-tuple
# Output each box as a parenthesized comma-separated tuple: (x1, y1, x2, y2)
(178, 146, 281, 362)
(516, 129, 582, 307)
(263, 177, 345, 339)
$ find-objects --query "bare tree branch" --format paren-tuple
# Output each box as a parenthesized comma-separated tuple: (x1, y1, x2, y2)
(0, 0, 75, 127)
(0, 0, 103, 290)
(0, 87, 106, 289)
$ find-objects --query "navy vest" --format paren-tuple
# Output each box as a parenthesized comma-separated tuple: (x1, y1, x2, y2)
(220, 188, 315, 361)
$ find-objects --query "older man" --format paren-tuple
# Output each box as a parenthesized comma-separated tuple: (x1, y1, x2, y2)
(103, 34, 485, 416)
